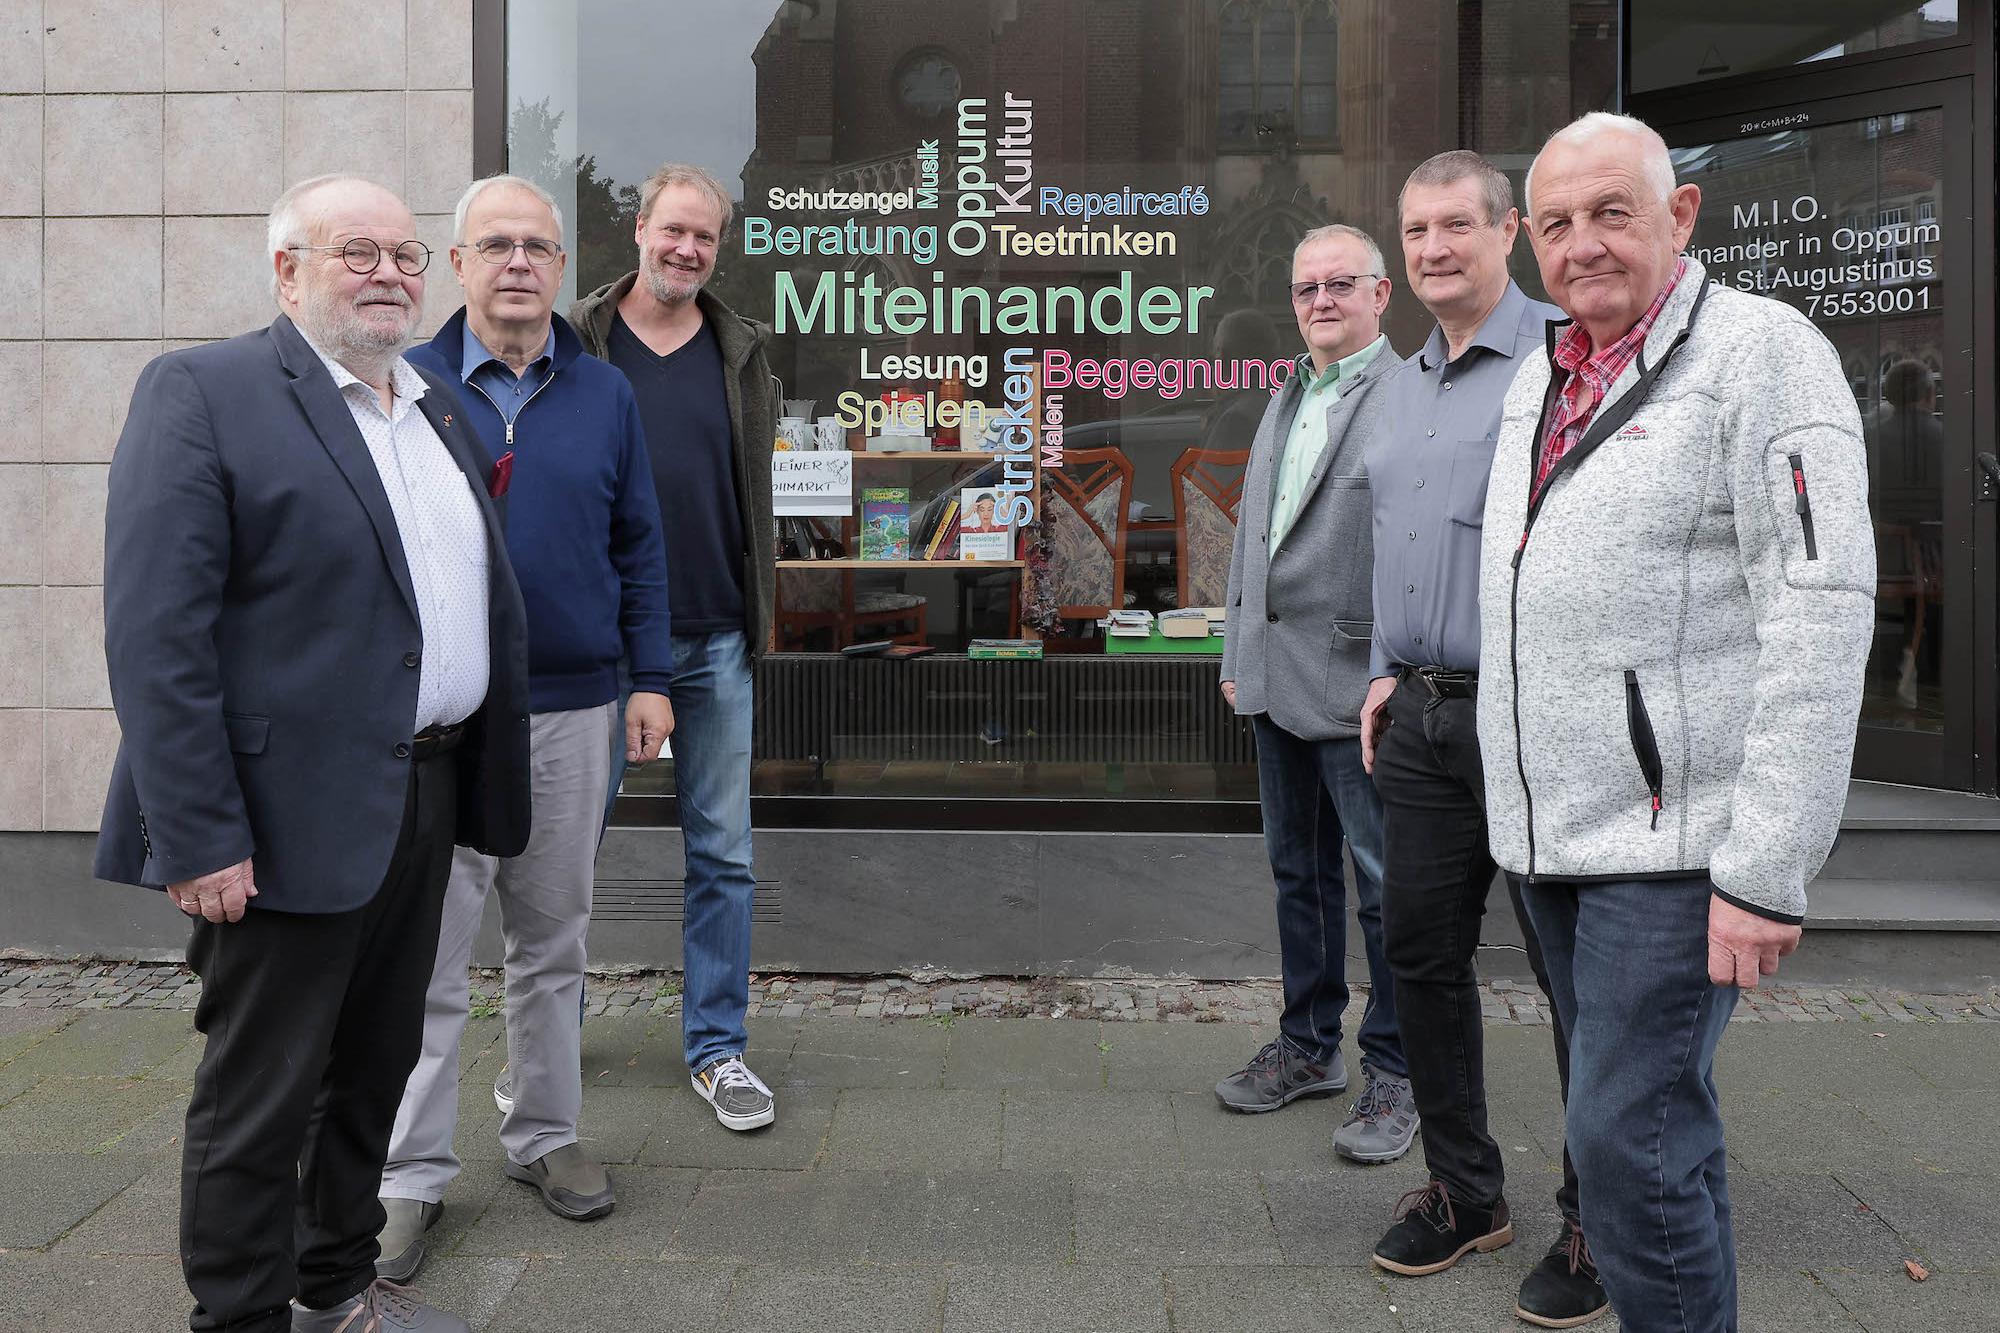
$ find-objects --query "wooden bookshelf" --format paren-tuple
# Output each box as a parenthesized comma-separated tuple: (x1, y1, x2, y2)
(847, 450, 999, 461)
(776, 559, 1025, 569)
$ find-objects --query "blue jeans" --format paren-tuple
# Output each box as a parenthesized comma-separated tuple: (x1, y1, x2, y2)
(606, 631, 756, 1071)
(1252, 715, 1402, 1077)
(1522, 875, 1740, 1333)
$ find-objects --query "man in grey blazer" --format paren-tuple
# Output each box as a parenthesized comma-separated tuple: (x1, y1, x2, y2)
(1217, 224, 1416, 1164)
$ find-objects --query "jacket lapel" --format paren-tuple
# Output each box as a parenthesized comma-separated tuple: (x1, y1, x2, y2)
(1288, 367, 1379, 517)
(1251, 376, 1304, 520)
(271, 316, 420, 621)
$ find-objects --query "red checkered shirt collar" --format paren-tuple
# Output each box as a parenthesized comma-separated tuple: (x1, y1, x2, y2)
(1536, 256, 1688, 498)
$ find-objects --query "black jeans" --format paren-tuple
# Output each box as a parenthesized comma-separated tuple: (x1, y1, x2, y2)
(1375, 679, 1578, 1222)
(181, 751, 459, 1333)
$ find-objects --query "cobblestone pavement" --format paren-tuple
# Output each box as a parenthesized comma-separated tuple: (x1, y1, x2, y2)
(2, 957, 1994, 1025)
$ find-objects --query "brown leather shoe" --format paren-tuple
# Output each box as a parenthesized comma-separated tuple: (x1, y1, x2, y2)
(503, 1143, 615, 1220)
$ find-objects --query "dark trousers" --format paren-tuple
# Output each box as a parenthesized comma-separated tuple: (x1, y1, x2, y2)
(181, 751, 459, 1333)
(1375, 679, 1578, 1222)
(1253, 715, 1403, 1076)
(1523, 876, 1739, 1332)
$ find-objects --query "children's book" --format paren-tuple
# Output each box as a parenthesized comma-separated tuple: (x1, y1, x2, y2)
(859, 486, 911, 560)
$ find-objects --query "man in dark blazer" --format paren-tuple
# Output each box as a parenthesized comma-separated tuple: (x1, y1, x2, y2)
(95, 175, 530, 1333)
(1217, 224, 1415, 1161)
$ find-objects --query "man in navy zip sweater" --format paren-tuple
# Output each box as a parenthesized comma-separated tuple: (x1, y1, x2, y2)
(375, 176, 674, 1275)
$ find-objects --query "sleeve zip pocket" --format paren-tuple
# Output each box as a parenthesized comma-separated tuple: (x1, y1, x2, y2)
(1786, 452, 1818, 560)
(1624, 669, 1665, 830)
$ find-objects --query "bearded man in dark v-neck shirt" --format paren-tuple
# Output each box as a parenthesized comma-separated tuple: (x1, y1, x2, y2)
(570, 162, 780, 1133)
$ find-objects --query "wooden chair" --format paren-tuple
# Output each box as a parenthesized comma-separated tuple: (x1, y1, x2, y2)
(1170, 446, 1250, 608)
(1041, 447, 1135, 620)
(775, 520, 928, 649)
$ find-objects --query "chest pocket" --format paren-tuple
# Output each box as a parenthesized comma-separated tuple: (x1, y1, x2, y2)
(1446, 439, 1496, 528)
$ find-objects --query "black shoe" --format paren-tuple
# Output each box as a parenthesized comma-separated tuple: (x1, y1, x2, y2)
(1515, 1220, 1610, 1327)
(1213, 1039, 1347, 1113)
(1371, 1179, 1514, 1276)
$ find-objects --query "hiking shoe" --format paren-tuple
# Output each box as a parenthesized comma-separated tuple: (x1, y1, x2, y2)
(1515, 1220, 1610, 1327)
(373, 1197, 442, 1283)
(1213, 1039, 1347, 1113)
(1333, 1068, 1420, 1164)
(292, 1278, 468, 1331)
(1371, 1179, 1514, 1276)
(693, 1055, 776, 1131)
(493, 1070, 514, 1117)
(503, 1143, 615, 1221)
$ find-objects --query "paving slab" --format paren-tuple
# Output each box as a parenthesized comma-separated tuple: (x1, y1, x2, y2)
(405, 1254, 530, 1331)
(1260, 1168, 1424, 1267)
(821, 1088, 1002, 1172)
(942, 1016, 1107, 1090)
(1725, 1171, 1908, 1269)
(1165, 1264, 1402, 1333)
(1170, 1090, 1358, 1173)
(1833, 1167, 2000, 1270)
(1001, 1091, 1181, 1170)
(941, 1263, 1170, 1333)
(571, 1012, 667, 1086)
(1375, 1247, 1555, 1333)
(0, 1150, 153, 1249)
(1864, 1022, 2000, 1090)
(634, 1085, 834, 1170)
(1072, 1169, 1277, 1266)
(1733, 1267, 1867, 1333)
(456, 1164, 699, 1259)
(1844, 1086, 2000, 1174)
(1097, 1022, 1273, 1092)
(0, 1010, 195, 1082)
(1718, 1086, 1899, 1172)
(0, 1076, 188, 1153)
(720, 1263, 948, 1333)
(550, 1084, 677, 1164)
(1815, 1266, 1993, 1331)
(46, 1156, 177, 1255)
(0, 1251, 188, 1333)
(482, 1256, 738, 1333)
(783, 1016, 951, 1089)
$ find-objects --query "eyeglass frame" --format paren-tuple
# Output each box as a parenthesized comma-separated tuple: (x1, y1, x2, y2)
(286, 237, 433, 277)
(1288, 273, 1385, 304)
(464, 235, 565, 267)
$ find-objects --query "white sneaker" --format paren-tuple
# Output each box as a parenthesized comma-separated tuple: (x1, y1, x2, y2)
(691, 1055, 776, 1131)
(493, 1070, 514, 1116)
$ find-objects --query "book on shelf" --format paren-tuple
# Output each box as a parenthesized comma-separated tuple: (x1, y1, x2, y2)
(968, 638, 1043, 660)
(921, 497, 960, 560)
(958, 485, 1015, 561)
(858, 486, 911, 560)
(1158, 607, 1223, 639)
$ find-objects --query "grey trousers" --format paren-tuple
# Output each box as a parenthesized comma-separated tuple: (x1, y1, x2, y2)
(380, 702, 617, 1202)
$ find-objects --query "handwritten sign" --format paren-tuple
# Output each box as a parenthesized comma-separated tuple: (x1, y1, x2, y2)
(773, 450, 854, 516)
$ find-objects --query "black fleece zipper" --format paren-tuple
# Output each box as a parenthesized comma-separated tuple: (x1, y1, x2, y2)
(1786, 452, 1818, 560)
(1624, 669, 1665, 830)
(1506, 279, 1709, 881)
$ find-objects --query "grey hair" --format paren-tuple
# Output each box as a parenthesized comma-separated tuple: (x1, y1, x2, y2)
(1526, 112, 1676, 215)
(1293, 223, 1386, 279)
(267, 174, 388, 301)
(453, 173, 565, 246)
(1399, 149, 1514, 225)
(637, 162, 735, 235)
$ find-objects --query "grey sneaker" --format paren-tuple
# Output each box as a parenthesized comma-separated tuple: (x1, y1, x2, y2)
(1214, 1039, 1348, 1113)
(503, 1142, 615, 1220)
(1333, 1068, 1420, 1163)
(493, 1070, 514, 1116)
(292, 1278, 468, 1331)
(692, 1054, 776, 1130)
(373, 1197, 442, 1282)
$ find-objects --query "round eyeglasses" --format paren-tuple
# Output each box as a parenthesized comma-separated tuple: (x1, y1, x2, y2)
(471, 237, 563, 266)
(289, 238, 432, 277)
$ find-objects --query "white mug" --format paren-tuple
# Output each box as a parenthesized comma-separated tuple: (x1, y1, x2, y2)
(814, 416, 843, 451)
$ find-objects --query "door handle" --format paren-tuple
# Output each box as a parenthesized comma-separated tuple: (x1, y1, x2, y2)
(1978, 451, 2000, 501)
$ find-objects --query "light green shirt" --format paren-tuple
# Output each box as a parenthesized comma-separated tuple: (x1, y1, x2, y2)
(1268, 335, 1387, 553)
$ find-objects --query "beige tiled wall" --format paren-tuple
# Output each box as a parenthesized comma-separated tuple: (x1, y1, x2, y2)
(0, 0, 476, 830)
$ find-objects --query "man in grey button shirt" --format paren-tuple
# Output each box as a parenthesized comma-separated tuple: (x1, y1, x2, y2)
(1358, 152, 1608, 1329)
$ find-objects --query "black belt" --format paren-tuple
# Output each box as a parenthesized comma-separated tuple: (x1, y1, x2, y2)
(410, 721, 467, 761)
(1400, 665, 1478, 700)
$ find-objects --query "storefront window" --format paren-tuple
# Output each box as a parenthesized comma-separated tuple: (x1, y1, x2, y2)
(505, 0, 1617, 812)
(1630, 1, 1958, 93)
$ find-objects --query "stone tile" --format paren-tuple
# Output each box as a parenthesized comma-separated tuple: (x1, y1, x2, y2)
(0, 0, 41, 93)
(45, 0, 163, 92)
(1381, 1251, 1564, 1333)
(0, 585, 41, 707)
(1171, 1089, 1369, 1173)
(1720, 1085, 1897, 1172)
(283, 91, 405, 197)
(414, 212, 459, 337)
(1870, 1023, 2000, 1090)
(44, 583, 106, 708)
(1835, 1168, 2000, 1270)
(0, 463, 43, 584)
(940, 1264, 1169, 1333)
(165, 0, 282, 91)
(405, 89, 472, 215)
(942, 1016, 1105, 1090)
(0, 341, 43, 461)
(1167, 1265, 1402, 1333)
(0, 218, 42, 337)
(0, 708, 43, 829)
(484, 1256, 737, 1333)
(1735, 1267, 1867, 1332)
(0, 1250, 186, 1331)
(781, 1014, 949, 1089)
(571, 1012, 663, 1085)
(283, 0, 405, 91)
(401, 1254, 527, 1330)
(44, 93, 162, 215)
(48, 1155, 176, 1254)
(42, 340, 158, 463)
(821, 1088, 1000, 1173)
(1261, 1167, 1424, 1266)
(1846, 1087, 2000, 1174)
(721, 1264, 946, 1333)
(632, 1085, 833, 1171)
(44, 707, 120, 830)
(1000, 1091, 1180, 1171)
(164, 215, 271, 338)
(1815, 1269, 1991, 1331)
(0, 1076, 185, 1152)
(1726, 1171, 1908, 1270)
(1099, 1021, 1271, 1092)
(0, 1008, 191, 1082)
(41, 461, 106, 583)
(407, 0, 472, 90)
(0, 1149, 151, 1247)
(44, 217, 162, 339)
(164, 92, 282, 214)
(1073, 1169, 1278, 1266)
(0, 95, 41, 215)
(539, 1084, 664, 1165)
(456, 1164, 698, 1260)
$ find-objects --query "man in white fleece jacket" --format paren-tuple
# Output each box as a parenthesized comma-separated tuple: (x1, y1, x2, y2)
(1477, 113, 1873, 1333)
